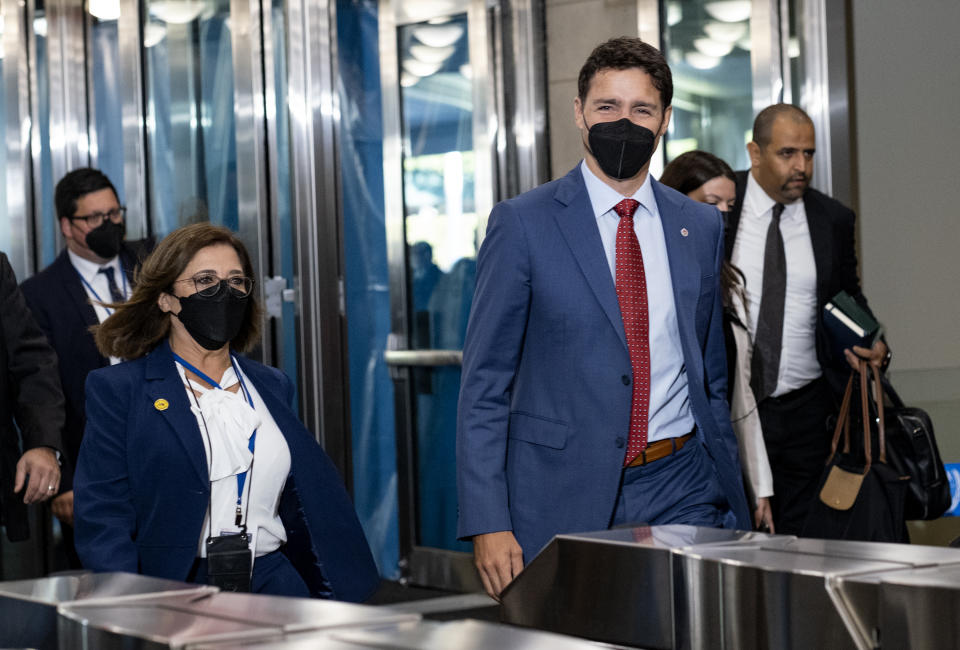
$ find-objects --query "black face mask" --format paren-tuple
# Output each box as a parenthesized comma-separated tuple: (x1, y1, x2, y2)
(586, 118, 657, 180)
(85, 220, 125, 259)
(175, 282, 250, 351)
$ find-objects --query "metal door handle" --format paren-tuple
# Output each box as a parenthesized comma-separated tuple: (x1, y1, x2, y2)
(383, 349, 463, 366)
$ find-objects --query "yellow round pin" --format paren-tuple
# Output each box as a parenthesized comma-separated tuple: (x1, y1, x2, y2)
(154, 398, 169, 411)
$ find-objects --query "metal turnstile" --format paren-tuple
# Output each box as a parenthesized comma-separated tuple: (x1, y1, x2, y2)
(191, 618, 625, 649)
(57, 588, 418, 649)
(500, 525, 960, 650)
(0, 571, 211, 650)
(500, 526, 762, 649)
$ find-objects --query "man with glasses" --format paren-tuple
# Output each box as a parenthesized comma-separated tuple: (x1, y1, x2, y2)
(21, 168, 153, 567)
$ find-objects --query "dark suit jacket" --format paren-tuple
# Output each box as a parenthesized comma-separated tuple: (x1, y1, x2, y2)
(726, 171, 880, 396)
(457, 166, 751, 562)
(20, 241, 152, 492)
(73, 340, 379, 602)
(0, 252, 65, 541)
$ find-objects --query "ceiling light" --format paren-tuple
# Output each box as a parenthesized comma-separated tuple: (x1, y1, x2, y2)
(411, 24, 463, 48)
(33, 17, 47, 37)
(694, 37, 734, 57)
(704, 1, 751, 23)
(399, 0, 458, 23)
(737, 35, 751, 51)
(148, 0, 210, 24)
(459, 63, 472, 79)
(685, 51, 721, 70)
(666, 1, 682, 27)
(88, 0, 120, 21)
(409, 44, 454, 64)
(788, 36, 800, 58)
(402, 58, 442, 77)
(400, 72, 420, 88)
(703, 20, 746, 43)
(144, 21, 167, 47)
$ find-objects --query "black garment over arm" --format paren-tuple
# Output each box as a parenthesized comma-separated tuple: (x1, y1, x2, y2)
(0, 252, 65, 540)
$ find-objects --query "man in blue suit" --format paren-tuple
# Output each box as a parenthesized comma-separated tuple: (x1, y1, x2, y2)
(456, 37, 750, 598)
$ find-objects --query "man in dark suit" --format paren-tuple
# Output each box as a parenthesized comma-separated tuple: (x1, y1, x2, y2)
(457, 37, 750, 599)
(726, 104, 888, 535)
(20, 168, 151, 564)
(1, 251, 64, 546)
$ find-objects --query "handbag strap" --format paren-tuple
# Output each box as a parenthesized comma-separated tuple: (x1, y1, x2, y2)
(870, 363, 887, 464)
(827, 372, 856, 464)
(858, 358, 873, 474)
(827, 360, 881, 471)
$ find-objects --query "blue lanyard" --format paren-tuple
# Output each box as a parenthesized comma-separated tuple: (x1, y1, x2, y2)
(173, 353, 257, 516)
(77, 267, 128, 316)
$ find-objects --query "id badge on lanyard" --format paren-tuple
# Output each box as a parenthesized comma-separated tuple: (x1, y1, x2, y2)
(176, 353, 258, 592)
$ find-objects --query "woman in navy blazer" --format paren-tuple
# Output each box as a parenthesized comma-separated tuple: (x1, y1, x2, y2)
(73, 223, 378, 601)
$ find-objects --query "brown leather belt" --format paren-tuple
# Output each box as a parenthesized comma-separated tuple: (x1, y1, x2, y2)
(626, 431, 695, 468)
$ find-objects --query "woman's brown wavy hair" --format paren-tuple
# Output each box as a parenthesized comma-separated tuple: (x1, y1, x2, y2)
(94, 223, 263, 359)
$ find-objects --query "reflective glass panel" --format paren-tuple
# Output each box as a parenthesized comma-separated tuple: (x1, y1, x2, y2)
(662, 0, 753, 170)
(340, 0, 398, 576)
(399, 13, 476, 552)
(271, 0, 298, 408)
(88, 7, 126, 204)
(0, 8, 9, 268)
(787, 0, 801, 106)
(34, 2, 58, 267)
(143, 0, 237, 236)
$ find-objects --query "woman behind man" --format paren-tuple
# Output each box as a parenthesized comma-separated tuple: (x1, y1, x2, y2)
(73, 223, 378, 600)
(661, 150, 774, 532)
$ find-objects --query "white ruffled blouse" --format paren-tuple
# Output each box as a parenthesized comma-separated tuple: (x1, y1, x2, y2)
(175, 361, 291, 558)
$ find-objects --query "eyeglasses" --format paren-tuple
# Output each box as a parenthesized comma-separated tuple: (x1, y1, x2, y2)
(172, 273, 255, 297)
(69, 206, 127, 228)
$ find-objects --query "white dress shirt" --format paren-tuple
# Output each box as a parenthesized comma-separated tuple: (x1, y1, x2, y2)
(581, 161, 695, 442)
(731, 173, 821, 397)
(68, 249, 128, 365)
(177, 362, 291, 559)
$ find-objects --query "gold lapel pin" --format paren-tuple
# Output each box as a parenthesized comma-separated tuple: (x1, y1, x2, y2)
(154, 398, 169, 411)
(680, 228, 689, 237)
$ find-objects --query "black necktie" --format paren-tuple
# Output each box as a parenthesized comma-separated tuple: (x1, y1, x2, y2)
(97, 266, 125, 303)
(751, 202, 786, 401)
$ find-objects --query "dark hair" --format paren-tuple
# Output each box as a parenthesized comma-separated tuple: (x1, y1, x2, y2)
(660, 150, 736, 196)
(94, 223, 263, 359)
(659, 150, 743, 312)
(577, 37, 673, 110)
(55, 168, 119, 220)
(752, 103, 813, 148)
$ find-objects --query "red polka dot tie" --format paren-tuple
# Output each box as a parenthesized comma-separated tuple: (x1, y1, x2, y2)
(614, 198, 650, 466)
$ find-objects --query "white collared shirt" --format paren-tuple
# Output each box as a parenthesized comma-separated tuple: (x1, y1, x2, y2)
(731, 172, 821, 396)
(68, 249, 128, 365)
(580, 161, 695, 442)
(177, 362, 291, 559)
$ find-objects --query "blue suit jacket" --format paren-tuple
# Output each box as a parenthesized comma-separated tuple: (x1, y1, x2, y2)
(456, 166, 751, 561)
(73, 340, 379, 602)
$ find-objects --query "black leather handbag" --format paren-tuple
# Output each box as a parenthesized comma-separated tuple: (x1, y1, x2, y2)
(869, 374, 951, 520)
(801, 361, 910, 543)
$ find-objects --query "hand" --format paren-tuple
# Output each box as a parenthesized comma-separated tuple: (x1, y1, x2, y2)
(14, 447, 60, 504)
(473, 530, 524, 599)
(845, 339, 888, 371)
(754, 497, 774, 534)
(51, 491, 74, 527)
